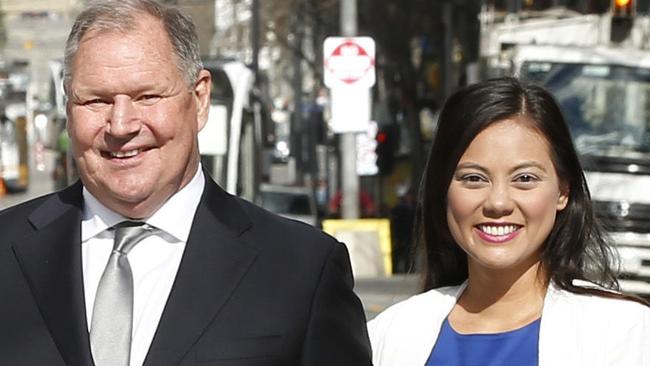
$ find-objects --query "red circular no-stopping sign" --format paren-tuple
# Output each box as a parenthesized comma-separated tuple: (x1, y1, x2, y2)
(324, 37, 376, 88)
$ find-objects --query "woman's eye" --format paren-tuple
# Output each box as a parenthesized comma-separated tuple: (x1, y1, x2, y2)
(460, 174, 486, 184)
(514, 174, 538, 183)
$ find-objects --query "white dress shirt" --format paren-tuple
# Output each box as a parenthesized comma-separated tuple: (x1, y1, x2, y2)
(81, 167, 205, 366)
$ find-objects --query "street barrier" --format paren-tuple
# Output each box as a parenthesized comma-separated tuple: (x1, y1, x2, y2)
(322, 218, 392, 278)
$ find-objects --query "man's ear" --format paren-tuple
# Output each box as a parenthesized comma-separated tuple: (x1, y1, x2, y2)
(194, 69, 211, 131)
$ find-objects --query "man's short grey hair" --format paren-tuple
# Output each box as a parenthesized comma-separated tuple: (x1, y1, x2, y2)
(63, 0, 203, 93)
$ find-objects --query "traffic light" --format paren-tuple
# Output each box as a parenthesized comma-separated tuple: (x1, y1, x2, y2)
(375, 125, 397, 176)
(611, 0, 635, 43)
(613, 0, 634, 15)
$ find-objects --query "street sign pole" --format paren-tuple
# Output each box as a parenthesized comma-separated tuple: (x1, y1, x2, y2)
(340, 0, 359, 219)
(325, 4, 374, 219)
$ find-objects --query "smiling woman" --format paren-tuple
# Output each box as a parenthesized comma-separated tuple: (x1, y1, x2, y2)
(446, 118, 568, 276)
(367, 77, 650, 366)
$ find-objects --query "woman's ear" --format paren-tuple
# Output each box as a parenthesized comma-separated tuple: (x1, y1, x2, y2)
(557, 182, 569, 211)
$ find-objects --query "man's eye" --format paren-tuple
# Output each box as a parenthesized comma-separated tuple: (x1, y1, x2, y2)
(84, 98, 109, 106)
(137, 95, 162, 104)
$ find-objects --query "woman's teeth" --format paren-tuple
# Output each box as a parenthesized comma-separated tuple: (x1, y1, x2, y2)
(479, 225, 519, 236)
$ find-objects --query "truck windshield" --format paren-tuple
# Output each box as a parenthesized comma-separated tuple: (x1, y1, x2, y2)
(521, 62, 650, 165)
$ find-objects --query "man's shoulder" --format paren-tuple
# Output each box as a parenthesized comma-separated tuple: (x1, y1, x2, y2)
(0, 192, 56, 223)
(0, 184, 82, 234)
(235, 195, 335, 245)
(0, 192, 62, 246)
(204, 192, 347, 285)
(200, 178, 339, 258)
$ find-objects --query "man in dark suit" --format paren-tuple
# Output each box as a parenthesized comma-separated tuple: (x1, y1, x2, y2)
(0, 1, 372, 365)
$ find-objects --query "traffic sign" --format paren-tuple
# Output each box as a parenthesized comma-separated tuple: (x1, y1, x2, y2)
(324, 37, 376, 88)
(356, 121, 379, 176)
(329, 87, 371, 133)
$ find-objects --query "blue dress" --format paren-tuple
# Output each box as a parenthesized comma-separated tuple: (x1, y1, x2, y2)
(426, 317, 541, 366)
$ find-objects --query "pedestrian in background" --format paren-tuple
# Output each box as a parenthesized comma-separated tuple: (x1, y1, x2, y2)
(328, 187, 377, 218)
(368, 77, 650, 365)
(389, 186, 416, 273)
(0, 1, 371, 365)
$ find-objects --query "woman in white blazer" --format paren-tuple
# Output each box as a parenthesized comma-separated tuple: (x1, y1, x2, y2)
(368, 78, 650, 366)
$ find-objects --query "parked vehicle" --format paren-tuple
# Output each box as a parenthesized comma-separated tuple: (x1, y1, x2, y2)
(257, 183, 318, 227)
(199, 58, 275, 202)
(0, 61, 30, 192)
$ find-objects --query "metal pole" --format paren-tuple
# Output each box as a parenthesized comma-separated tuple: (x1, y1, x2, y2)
(293, 14, 304, 185)
(250, 0, 261, 201)
(340, 0, 360, 219)
(341, 0, 357, 36)
(251, 0, 260, 77)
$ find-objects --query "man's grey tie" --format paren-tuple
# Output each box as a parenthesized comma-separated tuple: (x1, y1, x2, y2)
(90, 221, 160, 366)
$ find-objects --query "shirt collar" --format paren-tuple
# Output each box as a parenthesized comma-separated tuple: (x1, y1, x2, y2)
(82, 165, 205, 242)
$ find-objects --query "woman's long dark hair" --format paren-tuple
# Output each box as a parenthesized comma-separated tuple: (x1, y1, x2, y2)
(417, 77, 619, 295)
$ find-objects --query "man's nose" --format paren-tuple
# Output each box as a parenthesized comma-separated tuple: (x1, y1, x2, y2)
(483, 183, 514, 218)
(107, 96, 140, 137)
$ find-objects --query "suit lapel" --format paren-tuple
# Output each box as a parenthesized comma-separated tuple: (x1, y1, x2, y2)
(12, 182, 94, 366)
(144, 177, 258, 366)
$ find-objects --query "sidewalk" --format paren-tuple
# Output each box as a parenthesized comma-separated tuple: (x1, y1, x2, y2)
(355, 274, 420, 320)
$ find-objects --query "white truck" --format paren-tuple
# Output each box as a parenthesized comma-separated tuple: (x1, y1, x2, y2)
(480, 3, 650, 295)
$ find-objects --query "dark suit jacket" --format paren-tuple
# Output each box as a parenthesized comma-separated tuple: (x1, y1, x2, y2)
(0, 175, 372, 365)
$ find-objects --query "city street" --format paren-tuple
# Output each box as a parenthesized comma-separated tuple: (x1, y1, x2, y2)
(0, 149, 56, 211)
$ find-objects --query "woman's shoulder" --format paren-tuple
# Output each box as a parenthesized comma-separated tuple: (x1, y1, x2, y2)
(368, 284, 463, 331)
(541, 282, 650, 364)
(367, 284, 465, 364)
(549, 280, 650, 322)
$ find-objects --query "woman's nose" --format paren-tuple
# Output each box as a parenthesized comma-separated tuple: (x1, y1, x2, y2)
(483, 183, 514, 218)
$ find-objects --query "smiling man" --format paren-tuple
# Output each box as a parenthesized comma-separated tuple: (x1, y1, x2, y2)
(66, 6, 209, 220)
(0, 1, 372, 365)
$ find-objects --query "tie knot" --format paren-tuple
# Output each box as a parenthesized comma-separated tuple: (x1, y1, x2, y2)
(112, 221, 160, 255)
